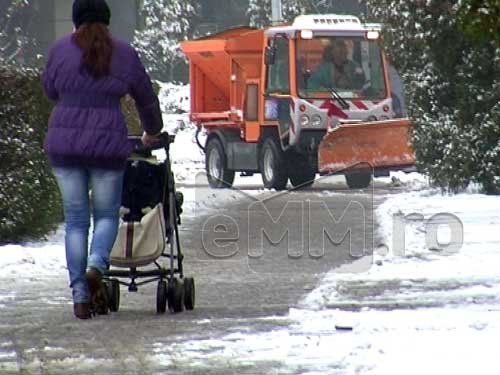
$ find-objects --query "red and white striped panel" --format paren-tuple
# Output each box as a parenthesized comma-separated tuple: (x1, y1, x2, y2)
(312, 99, 385, 111)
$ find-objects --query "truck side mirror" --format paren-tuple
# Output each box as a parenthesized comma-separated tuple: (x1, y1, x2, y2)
(265, 46, 276, 65)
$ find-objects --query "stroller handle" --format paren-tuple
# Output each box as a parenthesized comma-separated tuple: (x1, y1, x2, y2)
(129, 132, 175, 154)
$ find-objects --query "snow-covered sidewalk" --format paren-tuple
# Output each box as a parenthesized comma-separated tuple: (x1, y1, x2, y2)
(155, 185, 500, 374)
(2, 172, 499, 373)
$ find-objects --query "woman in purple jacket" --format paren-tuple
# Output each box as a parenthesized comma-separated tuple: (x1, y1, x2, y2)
(42, 0, 163, 319)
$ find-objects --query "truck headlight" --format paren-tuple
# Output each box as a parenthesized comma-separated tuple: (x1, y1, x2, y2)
(300, 114, 310, 127)
(312, 114, 322, 127)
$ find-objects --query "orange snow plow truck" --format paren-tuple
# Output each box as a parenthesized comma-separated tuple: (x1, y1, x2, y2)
(180, 14, 415, 189)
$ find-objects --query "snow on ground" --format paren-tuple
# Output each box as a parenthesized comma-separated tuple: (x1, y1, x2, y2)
(374, 170, 429, 190)
(288, 190, 500, 373)
(149, 186, 500, 374)
(0, 227, 66, 278)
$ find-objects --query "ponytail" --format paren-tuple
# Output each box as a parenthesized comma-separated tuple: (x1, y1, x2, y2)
(72, 23, 113, 78)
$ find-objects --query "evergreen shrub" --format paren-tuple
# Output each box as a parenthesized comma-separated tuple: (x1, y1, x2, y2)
(366, 0, 500, 193)
(0, 65, 62, 242)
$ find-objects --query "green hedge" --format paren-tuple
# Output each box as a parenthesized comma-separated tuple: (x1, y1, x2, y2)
(0, 65, 62, 243)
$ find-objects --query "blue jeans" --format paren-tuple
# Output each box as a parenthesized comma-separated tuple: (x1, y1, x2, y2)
(53, 167, 124, 304)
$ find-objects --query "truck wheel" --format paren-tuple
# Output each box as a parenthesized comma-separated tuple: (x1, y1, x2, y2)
(260, 137, 288, 190)
(206, 137, 235, 188)
(288, 156, 316, 189)
(345, 170, 372, 189)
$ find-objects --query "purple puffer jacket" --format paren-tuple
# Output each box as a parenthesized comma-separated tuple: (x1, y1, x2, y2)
(42, 34, 163, 170)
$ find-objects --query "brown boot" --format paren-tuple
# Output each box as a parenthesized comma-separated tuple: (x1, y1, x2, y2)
(73, 302, 91, 319)
(86, 267, 109, 315)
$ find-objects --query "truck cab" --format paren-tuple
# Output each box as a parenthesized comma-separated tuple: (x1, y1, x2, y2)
(263, 16, 398, 184)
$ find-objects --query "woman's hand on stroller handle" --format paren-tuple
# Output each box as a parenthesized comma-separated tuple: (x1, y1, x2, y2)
(141, 132, 174, 148)
(141, 132, 161, 147)
(130, 132, 174, 155)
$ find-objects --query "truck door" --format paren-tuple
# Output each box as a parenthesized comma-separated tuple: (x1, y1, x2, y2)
(264, 35, 292, 149)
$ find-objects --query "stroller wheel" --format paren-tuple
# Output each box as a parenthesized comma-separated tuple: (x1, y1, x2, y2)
(156, 281, 168, 314)
(168, 278, 184, 313)
(106, 279, 120, 312)
(183, 277, 195, 310)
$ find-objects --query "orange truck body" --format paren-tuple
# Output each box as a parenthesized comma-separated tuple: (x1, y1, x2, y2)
(180, 15, 415, 189)
(180, 27, 265, 139)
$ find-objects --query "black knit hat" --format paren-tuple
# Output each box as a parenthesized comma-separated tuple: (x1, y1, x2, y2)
(72, 0, 111, 29)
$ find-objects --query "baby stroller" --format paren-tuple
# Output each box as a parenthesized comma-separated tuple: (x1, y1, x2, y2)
(103, 132, 194, 314)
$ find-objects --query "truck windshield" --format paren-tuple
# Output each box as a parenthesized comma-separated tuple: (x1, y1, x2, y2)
(296, 37, 386, 99)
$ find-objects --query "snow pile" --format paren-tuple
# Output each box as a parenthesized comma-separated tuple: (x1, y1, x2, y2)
(374, 170, 429, 190)
(0, 227, 66, 277)
(290, 190, 500, 373)
(304, 191, 500, 309)
(157, 82, 205, 184)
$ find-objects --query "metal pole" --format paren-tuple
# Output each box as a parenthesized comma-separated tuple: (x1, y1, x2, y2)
(271, 0, 283, 25)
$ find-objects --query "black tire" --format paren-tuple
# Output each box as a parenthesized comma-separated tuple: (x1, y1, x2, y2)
(167, 278, 184, 313)
(205, 137, 235, 188)
(288, 155, 316, 188)
(345, 170, 372, 189)
(183, 277, 195, 310)
(259, 137, 288, 190)
(106, 279, 120, 312)
(156, 281, 168, 314)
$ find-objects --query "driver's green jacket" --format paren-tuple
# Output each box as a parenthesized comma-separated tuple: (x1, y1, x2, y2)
(307, 60, 365, 90)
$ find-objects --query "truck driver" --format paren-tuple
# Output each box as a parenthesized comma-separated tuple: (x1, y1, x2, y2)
(307, 39, 366, 91)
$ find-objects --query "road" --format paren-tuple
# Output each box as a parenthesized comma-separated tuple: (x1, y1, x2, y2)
(0, 178, 385, 375)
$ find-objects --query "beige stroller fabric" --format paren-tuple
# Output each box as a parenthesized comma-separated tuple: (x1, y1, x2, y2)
(110, 203, 166, 268)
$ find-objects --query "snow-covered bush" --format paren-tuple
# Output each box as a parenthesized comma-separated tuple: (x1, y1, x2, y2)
(0, 65, 62, 243)
(457, 0, 500, 47)
(133, 0, 198, 81)
(248, 0, 304, 27)
(366, 0, 500, 194)
(0, 0, 36, 65)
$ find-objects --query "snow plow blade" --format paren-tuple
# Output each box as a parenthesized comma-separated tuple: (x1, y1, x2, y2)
(318, 119, 415, 173)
